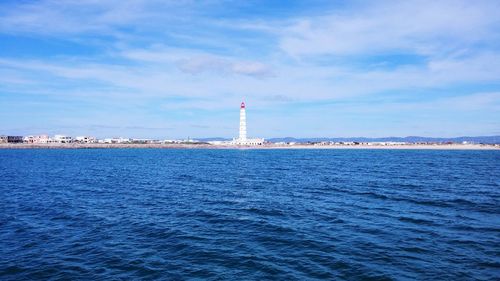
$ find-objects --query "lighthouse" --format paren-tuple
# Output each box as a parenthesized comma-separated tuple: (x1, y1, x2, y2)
(232, 101, 264, 146)
(239, 102, 247, 141)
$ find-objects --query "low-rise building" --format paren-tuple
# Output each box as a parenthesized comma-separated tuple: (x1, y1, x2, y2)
(163, 139, 183, 144)
(313, 141, 332, 146)
(53, 135, 73, 143)
(0, 136, 7, 143)
(131, 139, 161, 144)
(75, 136, 96, 143)
(231, 138, 265, 146)
(7, 136, 23, 143)
(100, 137, 130, 144)
(24, 135, 50, 144)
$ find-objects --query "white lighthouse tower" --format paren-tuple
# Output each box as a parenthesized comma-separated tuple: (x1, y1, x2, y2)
(232, 101, 264, 146)
(239, 102, 247, 142)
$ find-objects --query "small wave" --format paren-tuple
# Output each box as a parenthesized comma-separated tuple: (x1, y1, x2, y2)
(475, 261, 500, 269)
(0, 266, 26, 277)
(400, 246, 429, 254)
(358, 192, 389, 200)
(451, 225, 500, 233)
(244, 207, 285, 217)
(398, 216, 437, 226)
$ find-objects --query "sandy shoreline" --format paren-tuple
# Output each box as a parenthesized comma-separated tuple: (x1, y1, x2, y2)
(0, 143, 498, 150)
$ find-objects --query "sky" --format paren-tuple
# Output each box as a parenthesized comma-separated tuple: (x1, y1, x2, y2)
(0, 0, 499, 139)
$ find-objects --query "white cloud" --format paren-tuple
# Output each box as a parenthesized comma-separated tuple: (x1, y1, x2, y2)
(120, 46, 274, 78)
(178, 56, 273, 78)
(0, 0, 197, 35)
(278, 0, 500, 57)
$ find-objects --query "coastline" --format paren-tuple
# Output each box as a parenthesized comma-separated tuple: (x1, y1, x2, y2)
(0, 143, 498, 150)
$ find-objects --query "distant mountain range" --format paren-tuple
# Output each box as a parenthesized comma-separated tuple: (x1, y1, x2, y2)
(198, 136, 500, 144)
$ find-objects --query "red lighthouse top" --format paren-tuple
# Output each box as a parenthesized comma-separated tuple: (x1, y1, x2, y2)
(240, 102, 245, 109)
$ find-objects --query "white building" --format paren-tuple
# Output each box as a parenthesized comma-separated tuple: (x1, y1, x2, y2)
(23, 135, 50, 144)
(208, 140, 226, 145)
(231, 101, 264, 145)
(99, 137, 130, 144)
(367, 141, 407, 146)
(75, 136, 96, 143)
(131, 138, 161, 144)
(53, 135, 73, 143)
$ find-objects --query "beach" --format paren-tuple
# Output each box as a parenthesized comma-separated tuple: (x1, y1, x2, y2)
(0, 143, 498, 150)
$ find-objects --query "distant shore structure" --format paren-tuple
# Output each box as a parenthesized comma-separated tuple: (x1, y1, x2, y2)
(231, 101, 264, 145)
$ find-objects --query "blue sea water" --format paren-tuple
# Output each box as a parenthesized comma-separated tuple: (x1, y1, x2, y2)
(0, 149, 499, 280)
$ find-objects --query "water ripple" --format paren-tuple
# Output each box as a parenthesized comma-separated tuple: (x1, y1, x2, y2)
(0, 149, 499, 280)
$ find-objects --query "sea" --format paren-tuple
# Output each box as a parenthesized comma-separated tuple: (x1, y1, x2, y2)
(0, 149, 499, 280)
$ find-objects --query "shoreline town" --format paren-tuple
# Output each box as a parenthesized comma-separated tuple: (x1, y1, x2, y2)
(2, 102, 499, 150)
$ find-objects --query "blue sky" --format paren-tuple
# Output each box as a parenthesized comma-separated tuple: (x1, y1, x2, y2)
(1, 0, 499, 138)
